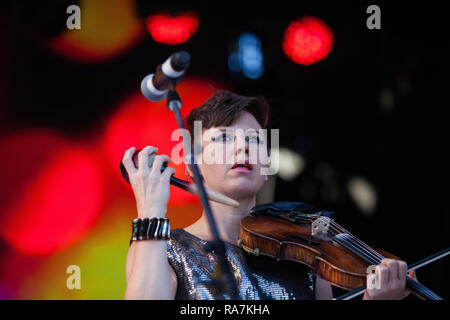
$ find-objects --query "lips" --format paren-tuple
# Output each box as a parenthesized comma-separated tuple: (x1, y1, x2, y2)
(231, 160, 253, 171)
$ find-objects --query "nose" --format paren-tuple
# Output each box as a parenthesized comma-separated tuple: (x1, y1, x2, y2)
(234, 134, 249, 158)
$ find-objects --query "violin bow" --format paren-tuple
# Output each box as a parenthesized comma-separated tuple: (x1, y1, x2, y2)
(333, 247, 450, 300)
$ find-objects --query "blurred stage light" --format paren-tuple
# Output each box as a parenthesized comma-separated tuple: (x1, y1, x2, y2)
(146, 12, 199, 45)
(0, 131, 67, 223)
(0, 141, 103, 256)
(49, 0, 145, 63)
(347, 176, 377, 216)
(228, 33, 264, 79)
(276, 147, 305, 181)
(228, 52, 241, 72)
(282, 16, 334, 65)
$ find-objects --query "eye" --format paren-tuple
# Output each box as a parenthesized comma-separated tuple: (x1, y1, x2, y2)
(246, 136, 263, 144)
(212, 133, 233, 143)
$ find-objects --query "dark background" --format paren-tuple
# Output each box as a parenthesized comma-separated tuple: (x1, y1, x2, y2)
(1, 0, 448, 299)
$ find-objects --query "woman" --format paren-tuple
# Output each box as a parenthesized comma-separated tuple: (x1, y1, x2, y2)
(123, 90, 415, 300)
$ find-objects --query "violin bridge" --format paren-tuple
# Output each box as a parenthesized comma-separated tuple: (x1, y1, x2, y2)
(311, 217, 331, 236)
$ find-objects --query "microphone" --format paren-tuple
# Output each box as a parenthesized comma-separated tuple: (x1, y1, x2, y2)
(141, 51, 191, 102)
(120, 150, 239, 208)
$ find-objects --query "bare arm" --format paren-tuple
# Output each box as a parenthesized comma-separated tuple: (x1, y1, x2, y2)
(122, 146, 178, 300)
(125, 240, 177, 299)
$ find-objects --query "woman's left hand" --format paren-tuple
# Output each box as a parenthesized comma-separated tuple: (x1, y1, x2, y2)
(363, 258, 417, 300)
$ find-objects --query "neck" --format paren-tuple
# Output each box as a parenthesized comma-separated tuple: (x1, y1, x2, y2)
(194, 196, 256, 245)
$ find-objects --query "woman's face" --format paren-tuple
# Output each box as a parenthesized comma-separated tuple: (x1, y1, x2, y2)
(192, 111, 269, 200)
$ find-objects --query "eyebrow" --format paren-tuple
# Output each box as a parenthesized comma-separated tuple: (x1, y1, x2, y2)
(213, 128, 265, 140)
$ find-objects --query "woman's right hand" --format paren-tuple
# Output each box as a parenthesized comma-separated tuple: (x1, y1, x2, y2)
(122, 146, 176, 218)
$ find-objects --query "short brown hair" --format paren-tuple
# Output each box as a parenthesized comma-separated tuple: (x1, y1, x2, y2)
(185, 90, 270, 140)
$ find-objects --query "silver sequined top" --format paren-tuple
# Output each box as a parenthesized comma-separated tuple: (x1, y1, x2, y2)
(166, 229, 316, 300)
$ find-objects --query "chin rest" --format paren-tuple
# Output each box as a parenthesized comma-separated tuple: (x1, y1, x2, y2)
(249, 201, 335, 223)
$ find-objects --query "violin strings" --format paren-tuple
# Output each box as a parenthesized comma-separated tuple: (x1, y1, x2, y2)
(308, 215, 385, 263)
(324, 225, 384, 264)
(307, 215, 383, 262)
(406, 276, 440, 299)
(327, 223, 385, 263)
(305, 216, 441, 300)
(327, 221, 385, 262)
(315, 216, 385, 262)
(324, 222, 440, 300)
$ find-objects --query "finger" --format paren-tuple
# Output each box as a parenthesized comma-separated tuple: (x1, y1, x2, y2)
(398, 261, 407, 285)
(160, 167, 176, 184)
(388, 259, 399, 290)
(385, 259, 399, 284)
(408, 270, 418, 282)
(381, 259, 399, 282)
(377, 265, 389, 289)
(150, 155, 171, 177)
(122, 147, 137, 175)
(366, 272, 379, 290)
(138, 146, 158, 176)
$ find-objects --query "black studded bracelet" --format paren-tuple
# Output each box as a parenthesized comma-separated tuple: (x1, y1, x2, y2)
(130, 217, 170, 244)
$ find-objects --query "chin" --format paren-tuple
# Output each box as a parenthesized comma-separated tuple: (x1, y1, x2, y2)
(223, 178, 262, 199)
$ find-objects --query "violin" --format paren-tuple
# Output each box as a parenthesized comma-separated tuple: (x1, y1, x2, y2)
(237, 202, 449, 300)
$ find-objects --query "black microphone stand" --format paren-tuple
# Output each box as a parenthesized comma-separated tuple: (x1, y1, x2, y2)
(165, 83, 240, 300)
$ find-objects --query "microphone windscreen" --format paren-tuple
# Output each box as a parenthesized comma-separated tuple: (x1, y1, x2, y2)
(140, 73, 168, 102)
(171, 51, 191, 71)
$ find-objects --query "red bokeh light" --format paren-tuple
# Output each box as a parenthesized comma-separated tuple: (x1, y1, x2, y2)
(0, 131, 103, 256)
(282, 16, 334, 65)
(146, 12, 199, 45)
(0, 131, 67, 222)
